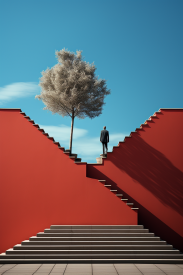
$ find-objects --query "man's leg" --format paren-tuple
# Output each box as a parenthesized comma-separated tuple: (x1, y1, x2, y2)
(102, 143, 105, 155)
(104, 142, 108, 155)
(106, 142, 108, 153)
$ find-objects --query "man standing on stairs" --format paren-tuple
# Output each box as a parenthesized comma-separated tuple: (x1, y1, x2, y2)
(100, 126, 109, 156)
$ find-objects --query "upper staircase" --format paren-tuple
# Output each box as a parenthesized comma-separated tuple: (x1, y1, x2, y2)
(20, 111, 83, 163)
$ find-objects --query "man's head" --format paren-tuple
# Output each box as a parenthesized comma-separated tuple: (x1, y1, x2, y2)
(103, 126, 106, 130)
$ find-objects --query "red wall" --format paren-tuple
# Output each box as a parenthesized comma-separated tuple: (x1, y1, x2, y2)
(0, 109, 137, 254)
(87, 109, 183, 251)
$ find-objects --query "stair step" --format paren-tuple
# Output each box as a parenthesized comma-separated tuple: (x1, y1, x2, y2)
(38, 233, 153, 238)
(0, 258, 182, 264)
(6, 249, 180, 255)
(44, 229, 149, 233)
(71, 154, 77, 157)
(75, 158, 81, 162)
(141, 124, 149, 128)
(2, 253, 182, 260)
(33, 124, 39, 128)
(48, 137, 54, 141)
(50, 225, 144, 229)
(14, 245, 173, 250)
(58, 147, 65, 150)
(30, 236, 160, 241)
(23, 240, 167, 246)
(54, 142, 60, 146)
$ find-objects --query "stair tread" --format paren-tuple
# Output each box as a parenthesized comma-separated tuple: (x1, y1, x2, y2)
(24, 241, 166, 244)
(2, 253, 182, 256)
(6, 252, 183, 254)
(31, 236, 159, 239)
(44, 229, 149, 231)
(8, 249, 178, 252)
(0, 259, 182, 264)
(14, 247, 173, 250)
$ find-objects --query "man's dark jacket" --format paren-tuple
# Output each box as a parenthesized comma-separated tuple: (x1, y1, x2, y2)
(100, 129, 109, 143)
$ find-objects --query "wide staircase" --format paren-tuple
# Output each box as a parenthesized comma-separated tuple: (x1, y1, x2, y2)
(0, 225, 182, 264)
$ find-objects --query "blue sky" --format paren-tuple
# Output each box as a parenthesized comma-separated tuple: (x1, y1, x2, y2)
(0, 0, 182, 162)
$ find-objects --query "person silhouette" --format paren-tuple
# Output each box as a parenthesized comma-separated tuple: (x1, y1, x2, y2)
(100, 126, 109, 156)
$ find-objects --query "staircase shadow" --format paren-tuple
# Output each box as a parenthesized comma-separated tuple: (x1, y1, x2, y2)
(88, 134, 183, 216)
(87, 134, 183, 251)
(110, 134, 183, 216)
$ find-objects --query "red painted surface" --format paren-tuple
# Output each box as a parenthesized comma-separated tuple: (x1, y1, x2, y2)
(87, 109, 183, 251)
(0, 109, 137, 254)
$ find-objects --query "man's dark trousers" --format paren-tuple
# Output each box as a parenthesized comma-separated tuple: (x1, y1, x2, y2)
(102, 142, 108, 155)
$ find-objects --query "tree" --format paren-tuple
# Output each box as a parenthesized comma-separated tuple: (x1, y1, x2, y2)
(35, 49, 110, 154)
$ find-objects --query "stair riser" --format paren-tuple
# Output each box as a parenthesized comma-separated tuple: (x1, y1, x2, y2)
(44, 229, 149, 233)
(30, 237, 160, 241)
(0, 259, 183, 264)
(50, 225, 144, 229)
(23, 241, 166, 246)
(15, 245, 173, 250)
(37, 233, 154, 237)
(2, 254, 183, 259)
(7, 250, 179, 255)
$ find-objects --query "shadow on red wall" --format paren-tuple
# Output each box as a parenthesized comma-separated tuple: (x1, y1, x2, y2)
(87, 133, 183, 251)
(112, 134, 183, 214)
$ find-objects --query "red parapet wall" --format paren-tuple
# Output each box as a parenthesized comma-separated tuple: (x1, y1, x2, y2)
(87, 109, 183, 251)
(0, 109, 137, 254)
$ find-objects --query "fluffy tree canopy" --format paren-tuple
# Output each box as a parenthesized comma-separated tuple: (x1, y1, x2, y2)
(35, 49, 110, 119)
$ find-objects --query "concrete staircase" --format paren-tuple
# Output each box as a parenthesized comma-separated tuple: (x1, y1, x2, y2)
(98, 180, 139, 211)
(0, 225, 182, 264)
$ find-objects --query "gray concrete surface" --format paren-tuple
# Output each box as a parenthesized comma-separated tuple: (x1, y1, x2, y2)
(0, 264, 183, 275)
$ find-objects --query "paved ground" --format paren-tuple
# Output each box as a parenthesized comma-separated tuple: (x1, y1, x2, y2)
(0, 264, 183, 275)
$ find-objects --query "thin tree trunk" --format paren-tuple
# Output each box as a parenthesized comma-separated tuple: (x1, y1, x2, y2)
(69, 109, 74, 155)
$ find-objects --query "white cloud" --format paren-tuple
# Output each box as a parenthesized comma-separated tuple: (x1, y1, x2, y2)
(39, 124, 88, 142)
(39, 124, 129, 162)
(0, 82, 40, 103)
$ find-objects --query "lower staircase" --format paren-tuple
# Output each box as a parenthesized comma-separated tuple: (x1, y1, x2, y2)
(0, 225, 182, 264)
